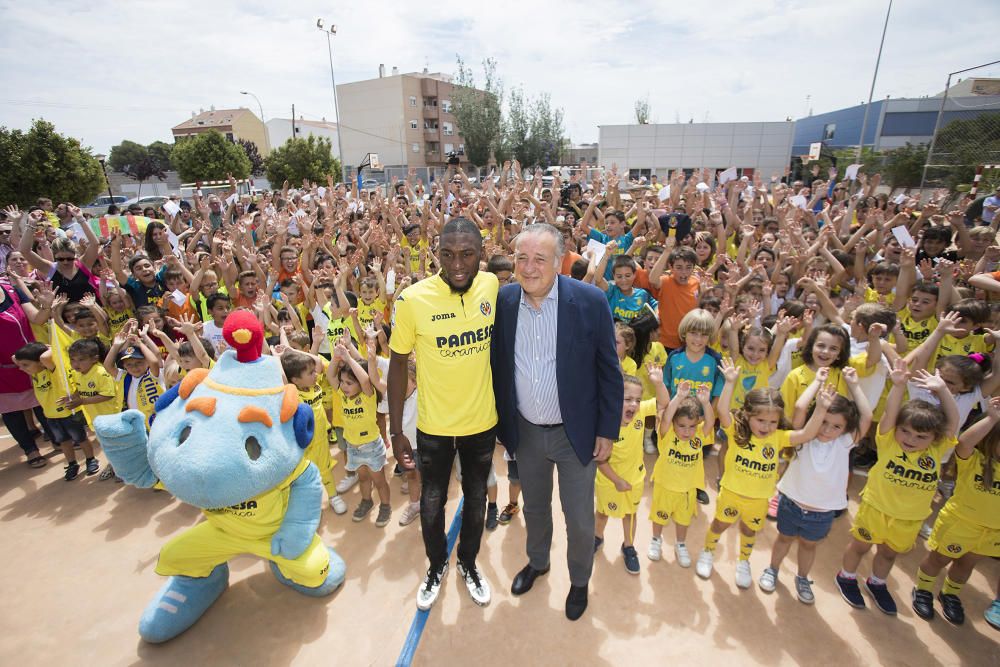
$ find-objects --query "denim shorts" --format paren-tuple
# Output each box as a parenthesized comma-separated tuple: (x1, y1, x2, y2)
(776, 493, 836, 542)
(345, 437, 387, 472)
(47, 414, 87, 445)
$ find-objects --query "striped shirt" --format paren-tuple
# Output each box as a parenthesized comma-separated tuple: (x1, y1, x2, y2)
(515, 279, 562, 425)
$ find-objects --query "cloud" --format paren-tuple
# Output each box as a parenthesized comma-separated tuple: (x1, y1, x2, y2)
(0, 0, 998, 154)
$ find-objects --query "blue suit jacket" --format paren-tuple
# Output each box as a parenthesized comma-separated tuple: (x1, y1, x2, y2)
(491, 275, 624, 465)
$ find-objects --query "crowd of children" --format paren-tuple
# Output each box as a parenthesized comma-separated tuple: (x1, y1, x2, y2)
(2, 164, 1000, 632)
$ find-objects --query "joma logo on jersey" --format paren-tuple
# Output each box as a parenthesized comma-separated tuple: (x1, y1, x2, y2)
(735, 454, 776, 472)
(431, 313, 456, 322)
(884, 459, 937, 483)
(435, 325, 493, 348)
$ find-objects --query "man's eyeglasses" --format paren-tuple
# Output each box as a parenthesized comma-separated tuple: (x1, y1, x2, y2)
(55, 256, 76, 262)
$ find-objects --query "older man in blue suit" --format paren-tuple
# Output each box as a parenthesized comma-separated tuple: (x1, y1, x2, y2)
(491, 223, 623, 621)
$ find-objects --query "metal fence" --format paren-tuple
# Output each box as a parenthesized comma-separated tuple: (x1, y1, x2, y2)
(921, 60, 1000, 192)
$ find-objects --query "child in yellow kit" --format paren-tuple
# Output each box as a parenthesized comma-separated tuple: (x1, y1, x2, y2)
(329, 336, 391, 527)
(595, 369, 669, 575)
(836, 359, 959, 616)
(279, 349, 348, 515)
(14, 342, 101, 479)
(648, 379, 715, 568)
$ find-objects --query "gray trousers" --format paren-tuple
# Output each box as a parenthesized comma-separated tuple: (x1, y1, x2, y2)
(516, 414, 597, 587)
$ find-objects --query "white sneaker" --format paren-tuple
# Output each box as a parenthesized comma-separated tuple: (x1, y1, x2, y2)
(401, 479, 409, 495)
(456, 561, 491, 606)
(643, 436, 657, 455)
(919, 521, 933, 539)
(416, 562, 448, 611)
(675, 543, 692, 568)
(329, 495, 347, 514)
(335, 473, 358, 494)
(399, 501, 421, 526)
(696, 550, 714, 579)
(735, 560, 752, 589)
(648, 536, 663, 561)
(759, 566, 778, 593)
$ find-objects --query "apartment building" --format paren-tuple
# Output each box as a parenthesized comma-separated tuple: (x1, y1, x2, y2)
(336, 66, 470, 173)
(266, 117, 340, 159)
(171, 107, 270, 155)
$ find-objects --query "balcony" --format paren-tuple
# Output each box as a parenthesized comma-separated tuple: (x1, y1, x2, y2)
(421, 78, 438, 96)
(424, 129, 440, 139)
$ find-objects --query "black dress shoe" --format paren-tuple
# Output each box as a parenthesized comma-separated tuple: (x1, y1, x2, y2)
(511, 564, 549, 596)
(566, 584, 588, 621)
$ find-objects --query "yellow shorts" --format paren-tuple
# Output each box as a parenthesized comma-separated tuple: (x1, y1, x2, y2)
(156, 521, 331, 588)
(596, 478, 643, 519)
(649, 486, 697, 527)
(850, 502, 922, 553)
(304, 436, 337, 495)
(928, 505, 1000, 558)
(714, 487, 768, 531)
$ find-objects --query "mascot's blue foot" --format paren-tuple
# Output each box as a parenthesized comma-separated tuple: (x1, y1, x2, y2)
(138, 564, 230, 643)
(269, 547, 346, 597)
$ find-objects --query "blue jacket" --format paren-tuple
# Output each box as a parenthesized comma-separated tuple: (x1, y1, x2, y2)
(491, 275, 624, 465)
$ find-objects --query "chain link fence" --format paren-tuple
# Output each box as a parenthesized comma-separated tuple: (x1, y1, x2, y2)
(921, 63, 1000, 192)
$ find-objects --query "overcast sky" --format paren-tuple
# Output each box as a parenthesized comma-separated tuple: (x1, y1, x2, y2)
(1, 0, 998, 156)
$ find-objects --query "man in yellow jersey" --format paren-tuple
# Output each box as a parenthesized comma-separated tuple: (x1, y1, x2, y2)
(388, 217, 499, 611)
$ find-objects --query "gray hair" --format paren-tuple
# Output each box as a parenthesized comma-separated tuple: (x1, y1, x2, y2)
(515, 223, 565, 260)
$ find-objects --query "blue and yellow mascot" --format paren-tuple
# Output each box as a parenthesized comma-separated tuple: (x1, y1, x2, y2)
(94, 310, 346, 643)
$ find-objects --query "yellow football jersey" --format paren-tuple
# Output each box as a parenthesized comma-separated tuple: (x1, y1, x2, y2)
(337, 387, 379, 445)
(652, 423, 713, 493)
(945, 448, 1000, 530)
(599, 398, 656, 487)
(861, 427, 956, 521)
(202, 458, 310, 540)
(720, 422, 795, 499)
(76, 363, 122, 425)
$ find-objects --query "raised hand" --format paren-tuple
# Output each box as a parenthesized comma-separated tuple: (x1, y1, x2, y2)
(815, 382, 837, 409)
(888, 358, 908, 385)
(646, 363, 664, 386)
(911, 368, 947, 394)
(720, 357, 740, 383)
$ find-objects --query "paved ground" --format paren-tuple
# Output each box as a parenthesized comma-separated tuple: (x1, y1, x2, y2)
(0, 432, 997, 666)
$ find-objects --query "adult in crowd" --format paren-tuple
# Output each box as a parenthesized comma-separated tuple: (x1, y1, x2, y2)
(491, 222, 623, 620)
(17, 206, 101, 303)
(387, 217, 500, 611)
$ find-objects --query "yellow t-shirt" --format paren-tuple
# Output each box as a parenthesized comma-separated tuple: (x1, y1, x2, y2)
(733, 357, 771, 410)
(652, 422, 713, 492)
(930, 333, 991, 370)
(599, 398, 656, 486)
(31, 367, 75, 419)
(779, 356, 871, 419)
(76, 363, 122, 425)
(106, 307, 133, 337)
(721, 422, 795, 499)
(621, 355, 638, 378)
(323, 307, 361, 353)
(894, 307, 938, 354)
(337, 388, 379, 445)
(947, 448, 1000, 529)
(202, 457, 310, 540)
(639, 342, 668, 400)
(357, 297, 387, 333)
(863, 286, 894, 305)
(389, 272, 498, 436)
(861, 427, 956, 521)
(400, 236, 430, 273)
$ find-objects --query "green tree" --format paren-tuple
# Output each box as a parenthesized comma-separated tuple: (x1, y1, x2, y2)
(879, 142, 928, 189)
(171, 130, 251, 183)
(504, 87, 532, 166)
(635, 96, 651, 125)
(108, 139, 169, 198)
(452, 56, 505, 167)
(238, 138, 265, 176)
(264, 136, 341, 185)
(0, 119, 104, 206)
(528, 93, 565, 169)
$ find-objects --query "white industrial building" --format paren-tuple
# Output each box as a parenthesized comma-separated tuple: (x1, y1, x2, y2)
(598, 121, 796, 180)
(265, 117, 340, 159)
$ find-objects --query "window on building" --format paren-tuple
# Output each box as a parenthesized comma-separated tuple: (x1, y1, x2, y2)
(823, 123, 836, 140)
(412, 143, 420, 153)
(444, 143, 454, 154)
(425, 142, 439, 154)
(409, 96, 417, 107)
(442, 122, 453, 136)
(628, 168, 652, 180)
(458, 144, 464, 154)
(225, 132, 234, 142)
(441, 100, 452, 113)
(410, 120, 418, 129)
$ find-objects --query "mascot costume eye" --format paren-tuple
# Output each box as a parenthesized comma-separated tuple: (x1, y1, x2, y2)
(94, 311, 346, 643)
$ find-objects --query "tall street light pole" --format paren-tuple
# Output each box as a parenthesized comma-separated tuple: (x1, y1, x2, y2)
(240, 90, 270, 153)
(856, 0, 892, 162)
(317, 19, 346, 183)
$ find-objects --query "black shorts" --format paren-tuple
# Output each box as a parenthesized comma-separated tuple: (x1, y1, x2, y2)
(47, 413, 87, 445)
